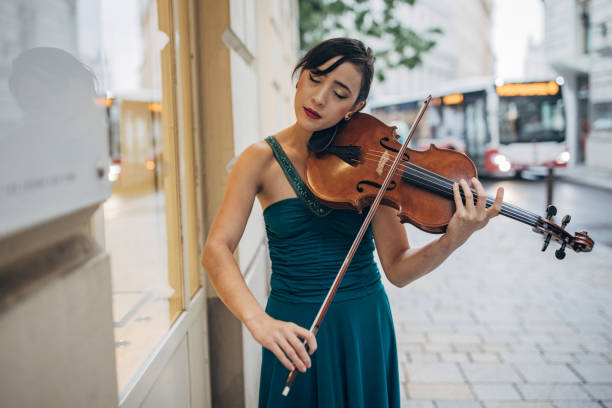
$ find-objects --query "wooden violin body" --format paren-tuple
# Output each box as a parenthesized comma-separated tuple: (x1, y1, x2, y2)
(305, 112, 594, 256)
(307, 113, 475, 233)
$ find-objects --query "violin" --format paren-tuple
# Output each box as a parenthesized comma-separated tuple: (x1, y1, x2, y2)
(305, 112, 594, 258)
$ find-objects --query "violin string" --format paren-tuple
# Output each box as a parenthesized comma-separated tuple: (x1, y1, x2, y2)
(359, 154, 539, 227)
(358, 146, 541, 226)
(360, 151, 542, 227)
(359, 151, 541, 227)
(360, 152, 541, 227)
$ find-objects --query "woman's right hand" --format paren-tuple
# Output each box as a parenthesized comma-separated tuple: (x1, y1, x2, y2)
(245, 313, 318, 373)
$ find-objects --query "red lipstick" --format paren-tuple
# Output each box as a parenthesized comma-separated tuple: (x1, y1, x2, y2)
(303, 107, 321, 119)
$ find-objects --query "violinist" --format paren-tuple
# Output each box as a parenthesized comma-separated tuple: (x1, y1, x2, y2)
(202, 37, 504, 407)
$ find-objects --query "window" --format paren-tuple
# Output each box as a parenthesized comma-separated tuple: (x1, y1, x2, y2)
(99, 0, 186, 393)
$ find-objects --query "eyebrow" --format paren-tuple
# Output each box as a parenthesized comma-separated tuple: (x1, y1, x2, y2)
(310, 70, 353, 94)
(334, 80, 352, 94)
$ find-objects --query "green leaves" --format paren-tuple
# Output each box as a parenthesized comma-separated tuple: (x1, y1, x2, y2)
(298, 0, 443, 82)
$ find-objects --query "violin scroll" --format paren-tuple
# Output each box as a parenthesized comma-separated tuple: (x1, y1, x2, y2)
(534, 208, 594, 259)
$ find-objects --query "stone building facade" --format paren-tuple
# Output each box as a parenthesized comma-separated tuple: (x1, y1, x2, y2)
(541, 0, 612, 169)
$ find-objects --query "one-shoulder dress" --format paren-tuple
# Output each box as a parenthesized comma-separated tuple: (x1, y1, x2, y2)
(258, 136, 400, 408)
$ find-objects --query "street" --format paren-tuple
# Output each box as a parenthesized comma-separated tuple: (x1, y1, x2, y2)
(383, 178, 612, 408)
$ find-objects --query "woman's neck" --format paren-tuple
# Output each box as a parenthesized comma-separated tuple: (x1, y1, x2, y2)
(278, 122, 312, 156)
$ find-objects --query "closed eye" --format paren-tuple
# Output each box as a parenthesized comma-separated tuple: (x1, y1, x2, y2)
(309, 73, 348, 99)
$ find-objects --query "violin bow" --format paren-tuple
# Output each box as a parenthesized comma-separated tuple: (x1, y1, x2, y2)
(282, 95, 433, 396)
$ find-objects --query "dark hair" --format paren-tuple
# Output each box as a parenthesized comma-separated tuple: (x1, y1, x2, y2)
(293, 38, 374, 107)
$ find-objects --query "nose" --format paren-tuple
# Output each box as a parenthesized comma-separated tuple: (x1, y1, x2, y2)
(312, 85, 328, 107)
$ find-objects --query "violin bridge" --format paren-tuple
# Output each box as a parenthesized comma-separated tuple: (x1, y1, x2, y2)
(376, 150, 391, 177)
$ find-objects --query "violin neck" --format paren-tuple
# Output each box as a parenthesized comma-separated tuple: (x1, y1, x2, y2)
(400, 163, 541, 228)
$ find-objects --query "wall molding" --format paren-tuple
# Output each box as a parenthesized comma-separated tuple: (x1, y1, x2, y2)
(222, 28, 255, 66)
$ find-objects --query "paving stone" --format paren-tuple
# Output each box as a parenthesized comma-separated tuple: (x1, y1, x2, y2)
(400, 399, 435, 408)
(516, 384, 591, 400)
(409, 352, 440, 363)
(573, 352, 608, 364)
(402, 323, 454, 333)
(453, 325, 489, 335)
(404, 363, 465, 383)
(551, 402, 602, 408)
(400, 382, 407, 400)
(500, 352, 546, 364)
(398, 342, 424, 352)
(429, 333, 482, 344)
(571, 363, 612, 382)
(511, 344, 541, 353)
(543, 353, 576, 364)
(483, 402, 555, 408)
(581, 343, 612, 353)
(513, 363, 581, 383)
(406, 383, 474, 400)
(519, 333, 556, 343)
(482, 344, 511, 353)
(441, 352, 470, 363)
(583, 384, 612, 399)
(472, 384, 521, 400)
(455, 343, 484, 352)
(398, 333, 428, 342)
(470, 352, 501, 363)
(397, 311, 431, 323)
(435, 401, 483, 408)
(431, 312, 476, 323)
(480, 333, 520, 344)
(461, 363, 522, 383)
(425, 343, 454, 352)
(560, 333, 610, 344)
(537, 343, 585, 354)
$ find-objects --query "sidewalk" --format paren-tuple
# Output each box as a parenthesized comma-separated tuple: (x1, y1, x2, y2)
(385, 216, 612, 408)
(554, 165, 612, 192)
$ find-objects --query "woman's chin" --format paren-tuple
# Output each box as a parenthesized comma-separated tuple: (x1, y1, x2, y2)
(296, 118, 337, 133)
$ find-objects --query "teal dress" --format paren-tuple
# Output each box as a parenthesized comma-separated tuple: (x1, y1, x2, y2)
(258, 136, 400, 408)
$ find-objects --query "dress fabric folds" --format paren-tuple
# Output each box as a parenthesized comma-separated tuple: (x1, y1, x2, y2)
(258, 136, 400, 407)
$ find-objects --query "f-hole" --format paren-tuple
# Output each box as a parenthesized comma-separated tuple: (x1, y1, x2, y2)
(356, 180, 397, 193)
(380, 137, 410, 161)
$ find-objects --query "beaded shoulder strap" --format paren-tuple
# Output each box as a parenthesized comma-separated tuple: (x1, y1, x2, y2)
(265, 136, 332, 217)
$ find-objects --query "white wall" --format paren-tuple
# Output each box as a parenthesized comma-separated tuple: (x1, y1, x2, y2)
(225, 1, 299, 406)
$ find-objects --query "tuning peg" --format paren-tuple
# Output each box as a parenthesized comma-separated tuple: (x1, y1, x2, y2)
(541, 205, 557, 252)
(552, 214, 572, 259)
(555, 243, 567, 259)
(561, 214, 571, 228)
(541, 234, 552, 252)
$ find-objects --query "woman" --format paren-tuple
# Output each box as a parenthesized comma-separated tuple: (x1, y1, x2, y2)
(202, 38, 504, 407)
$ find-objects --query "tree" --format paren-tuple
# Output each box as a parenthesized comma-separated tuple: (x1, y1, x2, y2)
(299, 0, 443, 81)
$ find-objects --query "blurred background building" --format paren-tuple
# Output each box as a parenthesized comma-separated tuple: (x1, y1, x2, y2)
(535, 0, 612, 171)
(372, 0, 494, 101)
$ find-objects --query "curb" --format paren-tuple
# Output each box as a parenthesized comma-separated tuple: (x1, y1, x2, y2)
(555, 175, 612, 193)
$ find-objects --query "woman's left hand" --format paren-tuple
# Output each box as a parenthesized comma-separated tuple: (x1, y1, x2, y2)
(445, 177, 504, 248)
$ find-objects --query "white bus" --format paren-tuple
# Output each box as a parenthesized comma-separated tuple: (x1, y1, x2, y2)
(369, 77, 569, 177)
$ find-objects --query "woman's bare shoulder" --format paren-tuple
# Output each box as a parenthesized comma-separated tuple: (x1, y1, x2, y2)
(236, 139, 274, 170)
